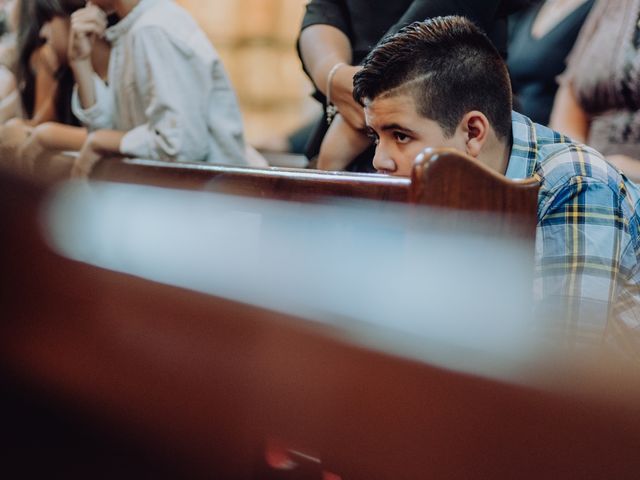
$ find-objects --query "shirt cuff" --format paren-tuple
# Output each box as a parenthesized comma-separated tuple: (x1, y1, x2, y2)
(119, 125, 153, 159)
(71, 74, 111, 128)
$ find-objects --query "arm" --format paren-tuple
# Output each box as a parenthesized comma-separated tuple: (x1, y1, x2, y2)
(116, 27, 215, 162)
(299, 24, 365, 131)
(69, 3, 107, 109)
(71, 129, 124, 178)
(317, 114, 371, 170)
(17, 123, 87, 171)
(31, 122, 88, 151)
(29, 46, 58, 125)
(549, 83, 590, 143)
(535, 177, 625, 346)
(69, 3, 114, 130)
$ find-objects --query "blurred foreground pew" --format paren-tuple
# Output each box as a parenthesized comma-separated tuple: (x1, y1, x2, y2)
(1, 169, 639, 479)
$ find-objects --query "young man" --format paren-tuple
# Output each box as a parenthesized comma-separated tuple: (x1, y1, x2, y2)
(353, 16, 640, 355)
(69, 0, 247, 177)
(299, 0, 535, 172)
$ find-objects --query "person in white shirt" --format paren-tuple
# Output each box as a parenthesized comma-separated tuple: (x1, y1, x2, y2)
(70, 0, 248, 177)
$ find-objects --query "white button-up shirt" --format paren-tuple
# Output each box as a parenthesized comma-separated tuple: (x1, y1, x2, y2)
(73, 0, 247, 165)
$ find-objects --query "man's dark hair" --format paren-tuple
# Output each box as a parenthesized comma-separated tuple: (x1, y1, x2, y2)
(353, 16, 512, 141)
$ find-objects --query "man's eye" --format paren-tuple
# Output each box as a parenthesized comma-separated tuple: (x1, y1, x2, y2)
(394, 132, 410, 144)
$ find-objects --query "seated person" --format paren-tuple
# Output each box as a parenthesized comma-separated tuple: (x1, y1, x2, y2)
(352, 16, 640, 355)
(0, 0, 110, 177)
(69, 0, 248, 177)
(508, 0, 594, 125)
(299, 0, 536, 172)
(550, 0, 640, 183)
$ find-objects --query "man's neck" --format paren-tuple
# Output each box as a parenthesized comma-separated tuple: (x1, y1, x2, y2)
(114, 0, 142, 18)
(479, 136, 512, 176)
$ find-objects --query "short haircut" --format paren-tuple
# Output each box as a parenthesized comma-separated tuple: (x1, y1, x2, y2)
(353, 16, 513, 141)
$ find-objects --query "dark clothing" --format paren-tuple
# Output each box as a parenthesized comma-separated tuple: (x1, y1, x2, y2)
(299, 0, 537, 170)
(508, 0, 594, 125)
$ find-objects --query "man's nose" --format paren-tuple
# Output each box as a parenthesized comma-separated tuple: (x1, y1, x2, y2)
(372, 146, 397, 174)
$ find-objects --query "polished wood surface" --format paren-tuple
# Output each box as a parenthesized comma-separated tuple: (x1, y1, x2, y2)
(411, 148, 540, 238)
(92, 150, 539, 218)
(1, 170, 638, 479)
(92, 158, 410, 202)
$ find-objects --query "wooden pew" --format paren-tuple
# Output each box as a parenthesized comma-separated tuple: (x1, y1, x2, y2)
(91, 149, 539, 237)
(92, 158, 410, 202)
(1, 169, 639, 479)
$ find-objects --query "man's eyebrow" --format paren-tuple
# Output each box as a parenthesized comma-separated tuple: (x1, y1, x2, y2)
(380, 123, 416, 134)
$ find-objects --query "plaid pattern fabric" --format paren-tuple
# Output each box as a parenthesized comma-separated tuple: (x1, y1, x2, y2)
(506, 112, 640, 357)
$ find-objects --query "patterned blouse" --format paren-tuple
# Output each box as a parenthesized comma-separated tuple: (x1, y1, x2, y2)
(562, 0, 640, 158)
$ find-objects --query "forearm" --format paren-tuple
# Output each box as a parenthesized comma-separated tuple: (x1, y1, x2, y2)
(550, 84, 589, 143)
(317, 115, 372, 170)
(299, 24, 353, 96)
(34, 122, 88, 152)
(71, 129, 125, 178)
(71, 59, 98, 109)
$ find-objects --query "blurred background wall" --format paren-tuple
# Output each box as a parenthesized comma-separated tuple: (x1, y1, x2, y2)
(177, 0, 320, 147)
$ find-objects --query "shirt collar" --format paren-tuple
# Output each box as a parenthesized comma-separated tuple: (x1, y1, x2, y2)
(505, 111, 539, 180)
(105, 0, 164, 43)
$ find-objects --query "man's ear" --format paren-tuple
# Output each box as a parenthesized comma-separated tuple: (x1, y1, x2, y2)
(458, 111, 490, 158)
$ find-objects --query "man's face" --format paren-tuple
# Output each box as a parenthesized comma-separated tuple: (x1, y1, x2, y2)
(364, 93, 464, 176)
(88, 0, 115, 13)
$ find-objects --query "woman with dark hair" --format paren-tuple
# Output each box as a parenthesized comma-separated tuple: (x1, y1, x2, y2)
(1, 0, 110, 177)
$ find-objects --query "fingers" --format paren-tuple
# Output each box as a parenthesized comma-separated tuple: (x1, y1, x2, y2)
(71, 4, 108, 36)
(70, 159, 90, 179)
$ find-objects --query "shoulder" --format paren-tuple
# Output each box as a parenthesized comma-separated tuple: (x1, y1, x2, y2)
(529, 121, 632, 206)
(130, 1, 200, 42)
(130, 3, 215, 59)
(536, 141, 618, 191)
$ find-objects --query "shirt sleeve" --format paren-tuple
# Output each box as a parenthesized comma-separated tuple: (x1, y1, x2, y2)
(71, 74, 115, 131)
(300, 0, 351, 37)
(534, 176, 626, 346)
(119, 26, 211, 162)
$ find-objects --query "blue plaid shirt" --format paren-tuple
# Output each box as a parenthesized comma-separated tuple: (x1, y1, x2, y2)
(506, 112, 640, 356)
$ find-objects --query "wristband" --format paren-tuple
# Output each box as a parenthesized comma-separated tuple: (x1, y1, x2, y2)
(326, 62, 346, 125)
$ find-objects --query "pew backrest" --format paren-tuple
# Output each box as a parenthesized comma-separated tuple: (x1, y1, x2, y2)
(411, 148, 540, 238)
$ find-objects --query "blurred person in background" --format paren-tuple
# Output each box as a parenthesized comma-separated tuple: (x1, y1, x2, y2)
(0, 0, 18, 123)
(550, 0, 640, 182)
(508, 0, 594, 125)
(0, 0, 111, 177)
(353, 17, 640, 357)
(298, 0, 538, 173)
(69, 0, 250, 178)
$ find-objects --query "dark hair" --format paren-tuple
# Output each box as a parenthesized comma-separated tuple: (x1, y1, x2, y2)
(16, 0, 85, 124)
(34, 0, 86, 26)
(15, 0, 42, 119)
(353, 16, 513, 141)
